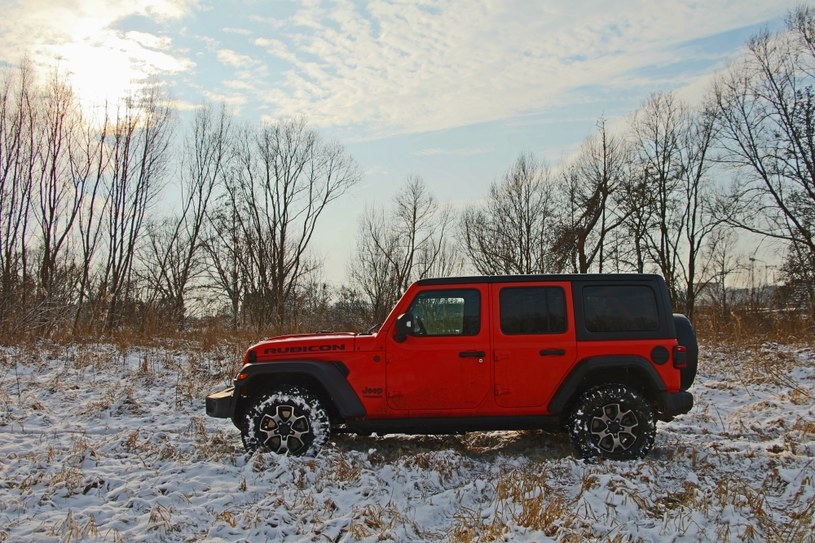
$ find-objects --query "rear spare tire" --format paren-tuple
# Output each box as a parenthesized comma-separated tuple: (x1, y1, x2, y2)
(673, 314, 698, 390)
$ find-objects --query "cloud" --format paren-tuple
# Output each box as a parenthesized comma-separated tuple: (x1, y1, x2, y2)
(0, 0, 198, 107)
(223, 27, 252, 36)
(216, 49, 257, 69)
(413, 147, 494, 157)
(201, 89, 248, 109)
(246, 0, 798, 136)
(1, 0, 799, 139)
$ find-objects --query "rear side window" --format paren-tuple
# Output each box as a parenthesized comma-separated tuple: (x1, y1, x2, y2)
(583, 285, 659, 332)
(500, 286, 567, 335)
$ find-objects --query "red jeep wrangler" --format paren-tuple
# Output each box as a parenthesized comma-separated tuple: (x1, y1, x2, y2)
(206, 274, 696, 460)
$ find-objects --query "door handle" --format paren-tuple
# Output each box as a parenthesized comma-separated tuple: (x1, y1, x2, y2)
(539, 349, 566, 356)
(459, 351, 486, 358)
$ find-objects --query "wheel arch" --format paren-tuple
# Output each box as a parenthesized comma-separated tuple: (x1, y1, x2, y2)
(548, 356, 666, 423)
(233, 361, 366, 425)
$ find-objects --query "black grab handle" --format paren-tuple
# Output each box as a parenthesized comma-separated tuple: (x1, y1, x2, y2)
(459, 351, 486, 358)
(539, 348, 566, 356)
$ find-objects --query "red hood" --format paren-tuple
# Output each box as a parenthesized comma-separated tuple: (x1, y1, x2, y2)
(249, 332, 357, 362)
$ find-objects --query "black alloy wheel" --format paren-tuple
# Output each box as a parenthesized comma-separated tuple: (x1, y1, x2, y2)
(242, 386, 329, 457)
(569, 384, 656, 460)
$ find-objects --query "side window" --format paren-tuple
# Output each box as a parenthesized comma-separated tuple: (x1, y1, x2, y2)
(500, 286, 567, 335)
(408, 289, 481, 336)
(583, 285, 659, 332)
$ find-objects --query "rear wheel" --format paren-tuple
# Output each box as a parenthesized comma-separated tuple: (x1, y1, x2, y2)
(569, 385, 655, 460)
(241, 386, 329, 457)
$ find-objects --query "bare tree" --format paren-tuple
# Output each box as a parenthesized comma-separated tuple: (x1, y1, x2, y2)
(350, 176, 457, 324)
(628, 92, 686, 304)
(627, 92, 720, 317)
(0, 63, 112, 335)
(614, 165, 652, 273)
(700, 228, 743, 318)
(350, 205, 400, 325)
(218, 118, 360, 329)
(30, 71, 88, 330)
(100, 86, 173, 331)
(678, 104, 721, 318)
(779, 240, 815, 310)
(0, 63, 35, 330)
(202, 177, 245, 329)
(461, 153, 556, 274)
(712, 6, 815, 314)
(552, 118, 628, 273)
(142, 103, 231, 326)
(71, 108, 111, 333)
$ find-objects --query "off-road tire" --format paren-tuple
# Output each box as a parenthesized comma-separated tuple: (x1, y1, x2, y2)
(241, 386, 329, 457)
(569, 385, 656, 460)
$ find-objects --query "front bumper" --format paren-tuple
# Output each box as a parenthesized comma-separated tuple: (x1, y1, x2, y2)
(655, 390, 693, 421)
(206, 386, 236, 418)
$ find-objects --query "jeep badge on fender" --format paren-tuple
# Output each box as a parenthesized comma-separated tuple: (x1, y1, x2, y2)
(205, 274, 697, 460)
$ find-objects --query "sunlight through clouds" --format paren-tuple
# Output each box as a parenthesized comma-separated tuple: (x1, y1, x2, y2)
(54, 31, 193, 110)
(0, 0, 197, 109)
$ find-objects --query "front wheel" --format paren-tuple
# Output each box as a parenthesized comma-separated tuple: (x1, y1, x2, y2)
(569, 385, 656, 460)
(241, 386, 329, 457)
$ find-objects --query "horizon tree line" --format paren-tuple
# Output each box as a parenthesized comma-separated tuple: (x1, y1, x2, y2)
(0, 6, 813, 339)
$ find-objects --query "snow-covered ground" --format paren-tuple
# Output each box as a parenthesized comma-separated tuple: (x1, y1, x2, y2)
(0, 340, 813, 542)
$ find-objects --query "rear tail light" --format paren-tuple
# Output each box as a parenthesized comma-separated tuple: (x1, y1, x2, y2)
(673, 345, 687, 369)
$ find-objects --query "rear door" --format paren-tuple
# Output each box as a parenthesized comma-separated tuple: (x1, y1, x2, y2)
(491, 281, 576, 409)
(386, 285, 491, 411)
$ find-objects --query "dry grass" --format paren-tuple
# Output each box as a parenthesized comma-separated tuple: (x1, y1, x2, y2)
(347, 502, 418, 541)
(50, 510, 99, 542)
(694, 307, 813, 345)
(450, 507, 508, 543)
(493, 465, 571, 535)
(0, 325, 813, 542)
(327, 451, 363, 485)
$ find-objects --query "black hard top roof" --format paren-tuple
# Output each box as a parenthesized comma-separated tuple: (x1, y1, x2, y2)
(415, 273, 664, 287)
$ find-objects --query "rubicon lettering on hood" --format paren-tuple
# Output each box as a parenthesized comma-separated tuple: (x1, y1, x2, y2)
(264, 344, 346, 355)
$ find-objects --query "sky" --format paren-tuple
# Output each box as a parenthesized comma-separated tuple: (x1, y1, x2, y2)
(0, 0, 802, 282)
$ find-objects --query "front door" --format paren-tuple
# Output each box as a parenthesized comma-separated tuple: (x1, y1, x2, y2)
(386, 286, 490, 411)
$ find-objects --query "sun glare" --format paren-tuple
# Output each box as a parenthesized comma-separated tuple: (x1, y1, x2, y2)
(55, 40, 145, 111)
(43, 25, 190, 121)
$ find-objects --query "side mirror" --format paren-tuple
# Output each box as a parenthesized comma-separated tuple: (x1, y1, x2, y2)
(394, 312, 414, 343)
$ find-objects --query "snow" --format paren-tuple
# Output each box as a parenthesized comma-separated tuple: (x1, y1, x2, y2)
(0, 341, 813, 542)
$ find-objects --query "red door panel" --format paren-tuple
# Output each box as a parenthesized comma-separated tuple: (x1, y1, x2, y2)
(491, 282, 576, 409)
(386, 286, 491, 411)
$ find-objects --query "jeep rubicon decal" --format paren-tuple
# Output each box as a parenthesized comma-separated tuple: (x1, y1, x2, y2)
(263, 344, 346, 355)
(206, 274, 697, 460)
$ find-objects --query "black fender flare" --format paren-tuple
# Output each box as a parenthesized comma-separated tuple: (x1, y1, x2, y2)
(547, 356, 667, 416)
(234, 361, 366, 419)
